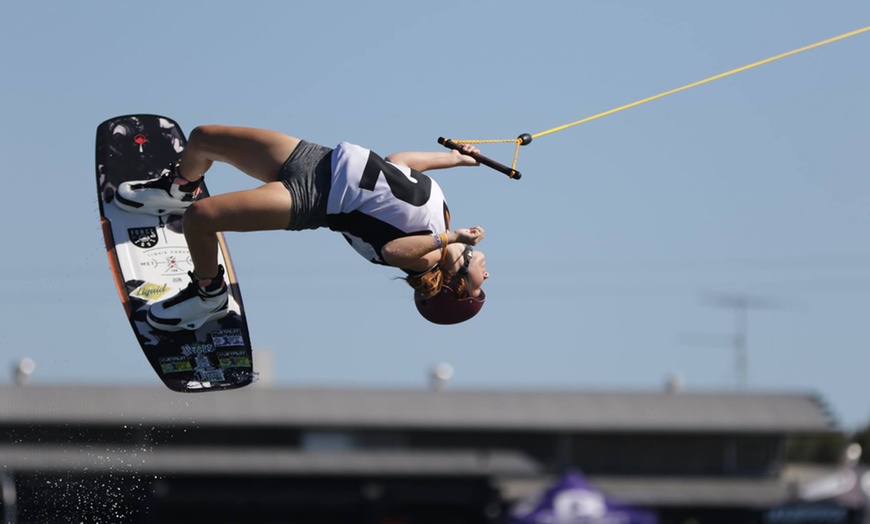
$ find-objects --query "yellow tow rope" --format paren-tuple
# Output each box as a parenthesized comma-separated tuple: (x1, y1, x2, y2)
(444, 24, 870, 177)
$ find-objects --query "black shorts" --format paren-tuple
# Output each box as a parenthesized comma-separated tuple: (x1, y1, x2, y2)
(279, 140, 333, 231)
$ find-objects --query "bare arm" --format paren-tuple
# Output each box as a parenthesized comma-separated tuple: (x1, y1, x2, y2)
(385, 144, 480, 172)
(382, 227, 486, 271)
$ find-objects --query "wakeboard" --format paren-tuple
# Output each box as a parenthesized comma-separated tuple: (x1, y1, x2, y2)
(95, 114, 254, 392)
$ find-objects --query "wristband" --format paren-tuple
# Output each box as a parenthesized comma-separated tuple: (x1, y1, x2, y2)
(439, 233, 449, 262)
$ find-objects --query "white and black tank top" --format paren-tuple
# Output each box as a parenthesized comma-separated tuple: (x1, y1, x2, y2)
(326, 142, 450, 266)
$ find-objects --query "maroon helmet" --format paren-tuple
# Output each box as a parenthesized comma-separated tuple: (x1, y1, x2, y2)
(414, 244, 486, 325)
(415, 285, 486, 325)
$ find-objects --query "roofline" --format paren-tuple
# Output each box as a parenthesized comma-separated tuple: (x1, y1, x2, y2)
(0, 384, 838, 433)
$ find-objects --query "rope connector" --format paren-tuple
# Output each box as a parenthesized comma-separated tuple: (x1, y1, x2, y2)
(517, 133, 533, 146)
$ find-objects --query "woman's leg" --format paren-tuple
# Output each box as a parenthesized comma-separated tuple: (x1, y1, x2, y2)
(183, 182, 293, 279)
(179, 125, 301, 184)
(176, 125, 303, 278)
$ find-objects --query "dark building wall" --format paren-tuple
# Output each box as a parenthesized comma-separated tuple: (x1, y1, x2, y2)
(1, 422, 785, 476)
(569, 434, 783, 476)
(406, 430, 784, 476)
(6, 472, 503, 524)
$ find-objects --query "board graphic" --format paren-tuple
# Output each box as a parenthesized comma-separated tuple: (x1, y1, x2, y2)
(95, 114, 254, 392)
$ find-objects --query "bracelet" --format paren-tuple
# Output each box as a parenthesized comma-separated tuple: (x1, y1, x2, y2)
(434, 233, 449, 249)
(438, 233, 449, 262)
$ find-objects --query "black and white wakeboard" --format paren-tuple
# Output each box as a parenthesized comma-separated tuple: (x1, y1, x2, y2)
(95, 114, 254, 392)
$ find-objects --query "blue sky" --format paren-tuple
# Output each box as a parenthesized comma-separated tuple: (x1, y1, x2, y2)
(2, 2, 870, 430)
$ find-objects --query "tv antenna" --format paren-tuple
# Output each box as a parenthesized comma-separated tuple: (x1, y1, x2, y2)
(702, 293, 781, 389)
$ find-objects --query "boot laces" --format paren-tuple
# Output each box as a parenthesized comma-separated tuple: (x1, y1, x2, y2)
(131, 170, 173, 193)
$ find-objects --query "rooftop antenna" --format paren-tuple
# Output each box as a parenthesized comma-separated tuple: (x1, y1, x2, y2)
(703, 293, 780, 390)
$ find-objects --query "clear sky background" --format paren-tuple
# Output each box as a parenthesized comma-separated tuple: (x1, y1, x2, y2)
(2, 2, 870, 429)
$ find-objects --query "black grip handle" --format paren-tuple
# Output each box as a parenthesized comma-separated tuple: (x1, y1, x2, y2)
(438, 137, 522, 180)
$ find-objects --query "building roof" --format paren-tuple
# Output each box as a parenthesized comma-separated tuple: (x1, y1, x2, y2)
(0, 444, 539, 477)
(500, 475, 795, 508)
(0, 384, 836, 433)
(596, 476, 790, 508)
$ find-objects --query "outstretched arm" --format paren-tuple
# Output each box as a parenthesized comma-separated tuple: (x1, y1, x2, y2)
(385, 144, 480, 172)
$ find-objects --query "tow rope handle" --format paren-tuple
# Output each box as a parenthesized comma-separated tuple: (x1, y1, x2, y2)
(438, 136, 527, 180)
